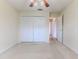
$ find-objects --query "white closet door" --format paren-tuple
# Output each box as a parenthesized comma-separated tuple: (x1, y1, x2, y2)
(33, 22, 39, 42)
(33, 17, 49, 42)
(19, 17, 34, 42)
(20, 17, 49, 42)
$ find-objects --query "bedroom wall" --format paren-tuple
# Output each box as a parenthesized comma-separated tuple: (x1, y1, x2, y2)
(61, 0, 78, 53)
(0, 0, 19, 53)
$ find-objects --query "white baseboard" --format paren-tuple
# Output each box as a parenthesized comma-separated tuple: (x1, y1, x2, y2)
(0, 42, 18, 55)
(56, 40, 78, 54)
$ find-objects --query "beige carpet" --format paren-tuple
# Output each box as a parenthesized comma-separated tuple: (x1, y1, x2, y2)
(0, 40, 77, 59)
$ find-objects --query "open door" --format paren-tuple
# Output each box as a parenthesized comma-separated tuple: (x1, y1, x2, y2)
(57, 16, 63, 43)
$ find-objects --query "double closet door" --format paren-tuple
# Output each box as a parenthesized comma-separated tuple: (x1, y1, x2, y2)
(19, 17, 49, 42)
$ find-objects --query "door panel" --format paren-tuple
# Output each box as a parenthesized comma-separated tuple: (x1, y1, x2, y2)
(33, 17, 49, 42)
(33, 22, 39, 42)
(19, 17, 34, 42)
(38, 22, 49, 42)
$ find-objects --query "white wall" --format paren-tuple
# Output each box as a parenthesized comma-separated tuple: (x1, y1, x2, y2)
(20, 11, 49, 17)
(0, 0, 19, 53)
(49, 12, 60, 17)
(61, 0, 78, 53)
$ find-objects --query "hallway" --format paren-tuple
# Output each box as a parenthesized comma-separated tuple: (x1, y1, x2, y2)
(0, 40, 77, 59)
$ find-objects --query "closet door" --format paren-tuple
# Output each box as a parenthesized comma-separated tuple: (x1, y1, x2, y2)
(19, 17, 34, 42)
(33, 22, 39, 42)
(33, 17, 49, 42)
(20, 17, 49, 42)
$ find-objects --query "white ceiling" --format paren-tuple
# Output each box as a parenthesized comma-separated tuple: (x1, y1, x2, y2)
(7, 0, 72, 12)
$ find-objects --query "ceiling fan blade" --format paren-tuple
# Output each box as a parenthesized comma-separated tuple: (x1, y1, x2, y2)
(29, 0, 35, 7)
(29, 3, 34, 7)
(44, 0, 49, 7)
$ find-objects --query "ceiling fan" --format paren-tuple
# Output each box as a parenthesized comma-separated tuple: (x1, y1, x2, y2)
(29, 0, 49, 7)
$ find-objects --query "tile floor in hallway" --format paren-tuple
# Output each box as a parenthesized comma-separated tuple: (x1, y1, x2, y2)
(0, 40, 78, 59)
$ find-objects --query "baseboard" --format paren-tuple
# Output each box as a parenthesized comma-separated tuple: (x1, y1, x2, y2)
(20, 41, 49, 44)
(56, 40, 78, 54)
(0, 42, 18, 55)
(63, 43, 78, 54)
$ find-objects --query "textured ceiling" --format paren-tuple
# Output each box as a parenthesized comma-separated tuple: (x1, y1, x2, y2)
(7, 0, 72, 12)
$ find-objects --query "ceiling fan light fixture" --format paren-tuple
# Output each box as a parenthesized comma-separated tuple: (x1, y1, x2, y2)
(40, 1, 44, 6)
(29, 0, 49, 7)
(29, 0, 35, 7)
(44, 0, 49, 7)
(34, 2, 38, 6)
(30, 0, 34, 2)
